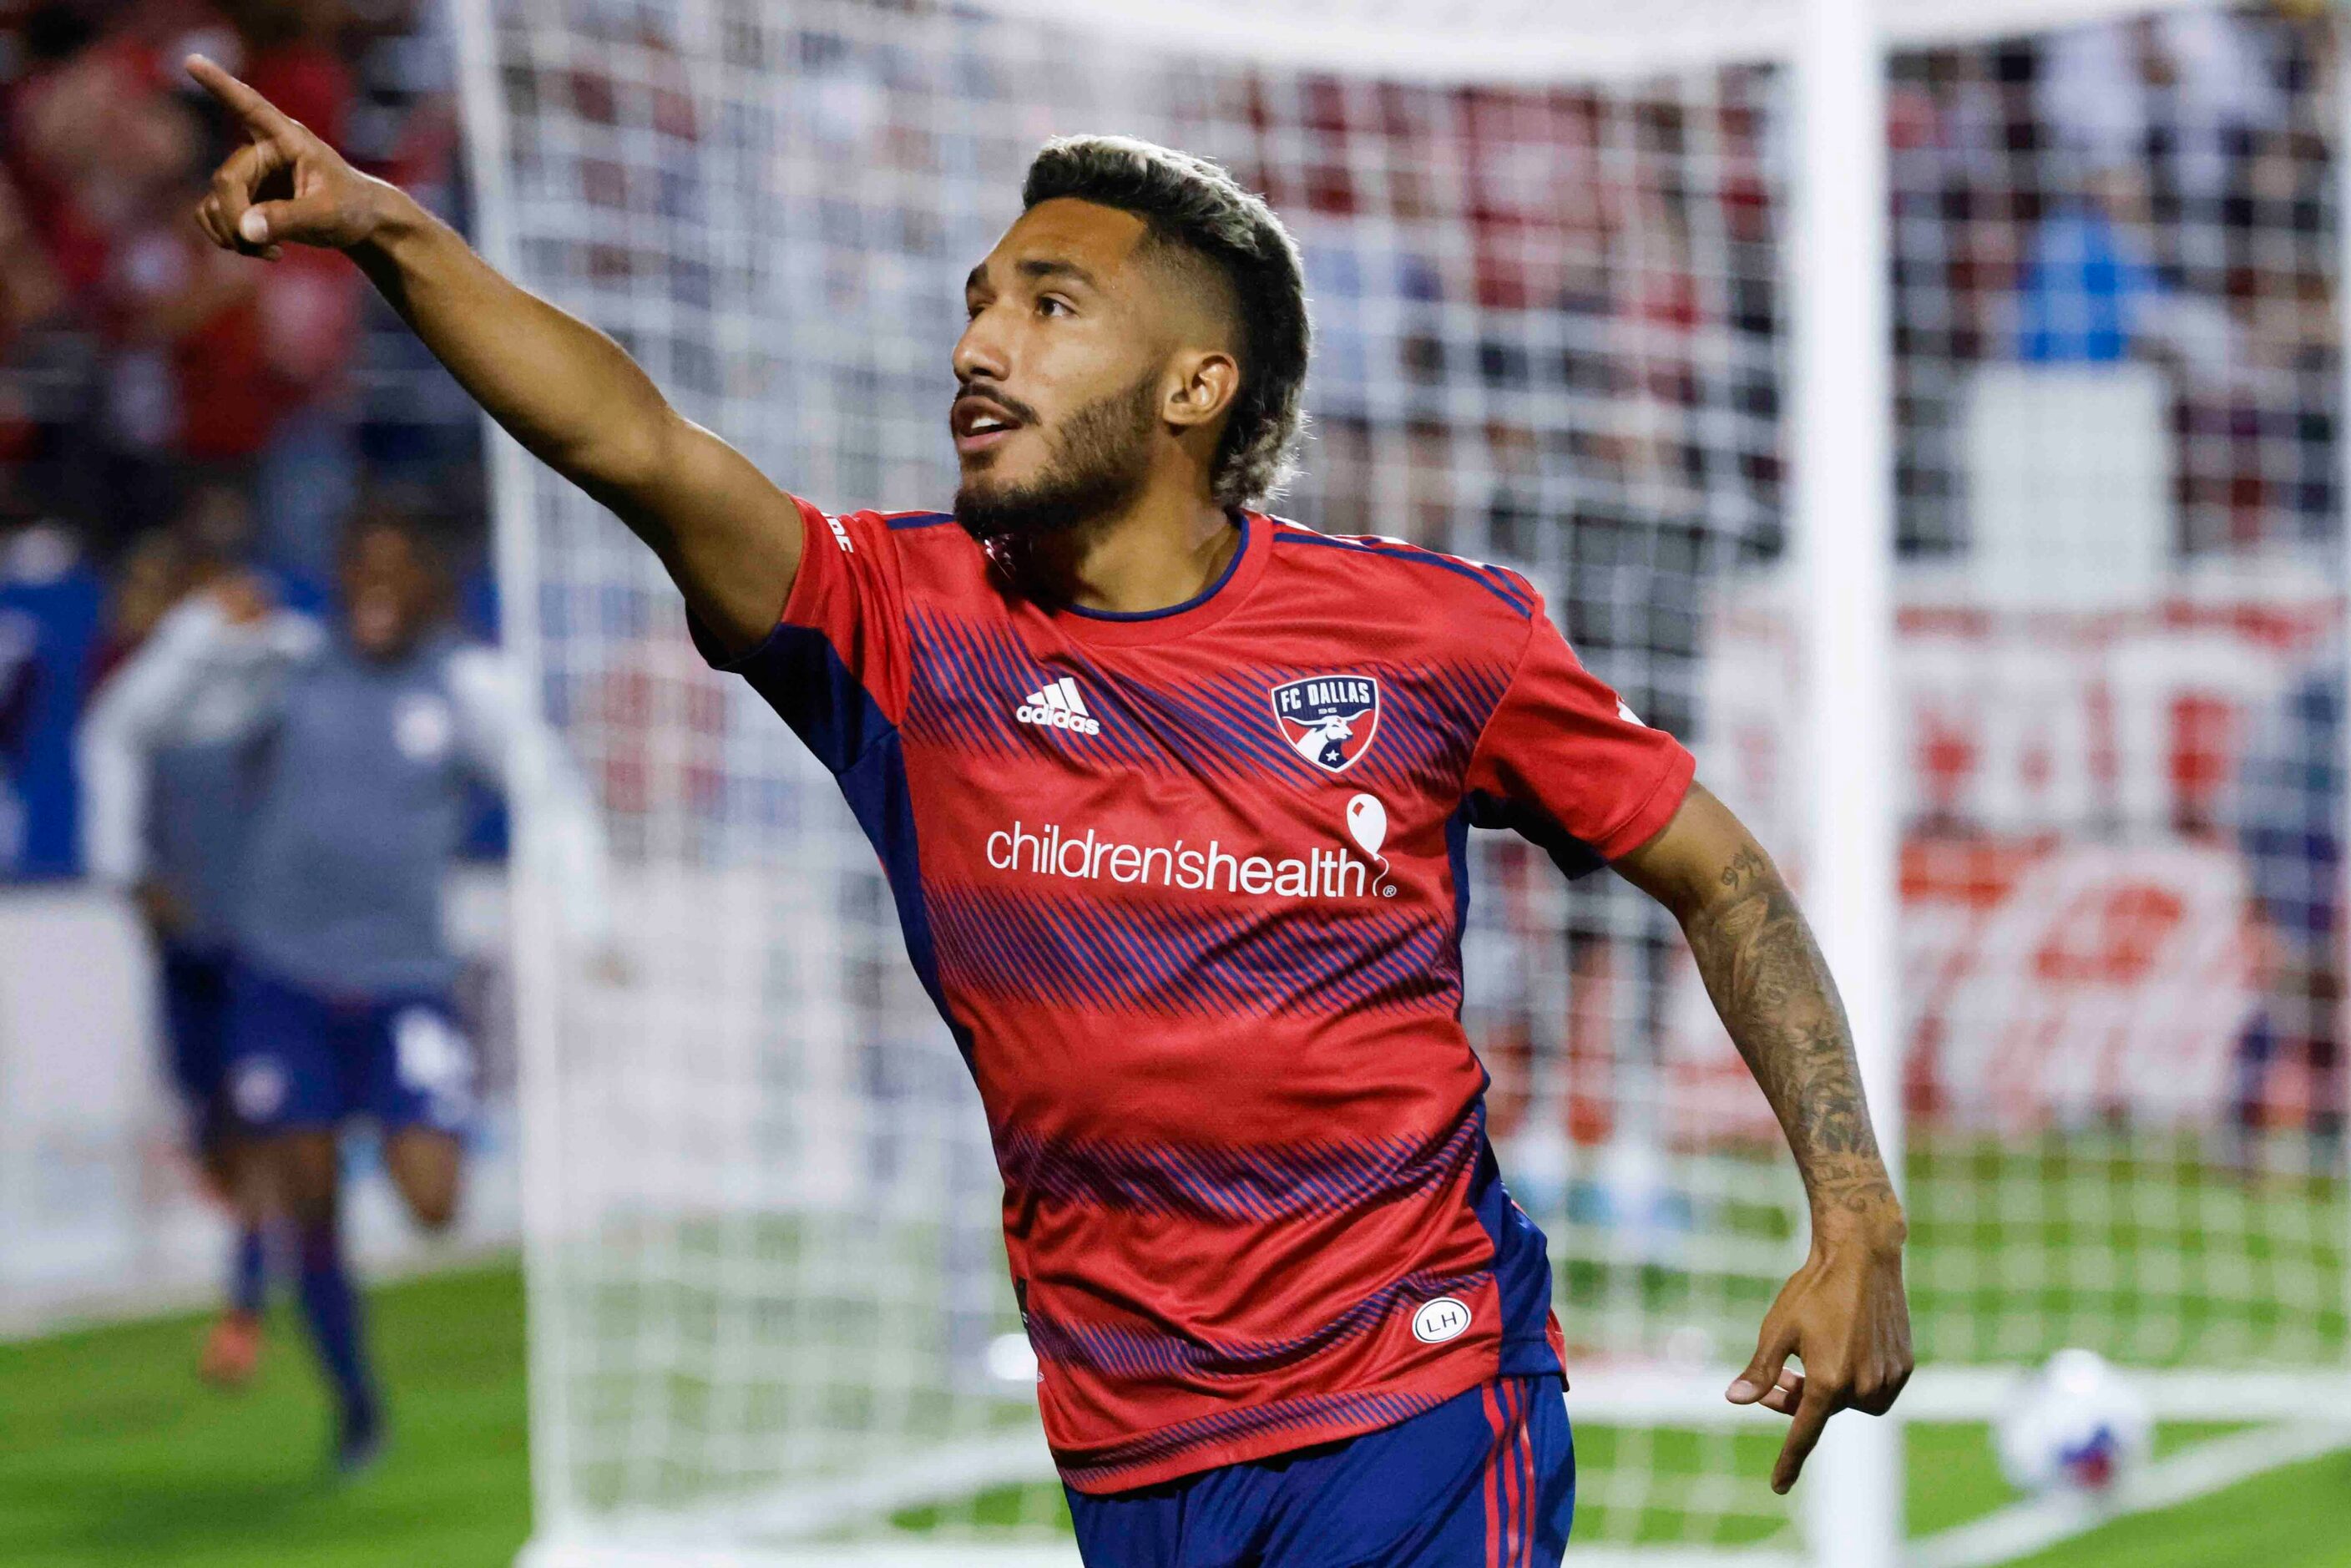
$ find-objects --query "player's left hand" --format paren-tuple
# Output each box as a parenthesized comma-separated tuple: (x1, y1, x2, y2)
(1727, 1230, 1913, 1494)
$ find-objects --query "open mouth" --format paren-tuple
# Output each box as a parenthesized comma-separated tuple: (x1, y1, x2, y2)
(952, 393, 1027, 457)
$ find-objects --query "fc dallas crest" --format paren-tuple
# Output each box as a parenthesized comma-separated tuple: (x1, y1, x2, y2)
(1271, 675, 1381, 774)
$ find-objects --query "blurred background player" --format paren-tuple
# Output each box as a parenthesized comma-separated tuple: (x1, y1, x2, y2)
(83, 497, 608, 1471)
(80, 476, 298, 1387)
(2236, 645, 2347, 1181)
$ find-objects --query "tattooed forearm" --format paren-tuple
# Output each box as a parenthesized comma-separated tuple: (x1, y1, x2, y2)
(1681, 845, 1900, 1227)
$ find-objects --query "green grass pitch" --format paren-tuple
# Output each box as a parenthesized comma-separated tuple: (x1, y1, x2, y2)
(1, 1261, 2343, 1566)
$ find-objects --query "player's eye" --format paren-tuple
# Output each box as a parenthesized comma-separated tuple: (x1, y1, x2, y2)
(1037, 296, 1072, 318)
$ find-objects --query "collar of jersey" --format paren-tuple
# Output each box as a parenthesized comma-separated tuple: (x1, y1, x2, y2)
(1047, 509, 1267, 648)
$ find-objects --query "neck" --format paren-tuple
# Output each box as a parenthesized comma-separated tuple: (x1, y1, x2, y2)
(1025, 486, 1240, 615)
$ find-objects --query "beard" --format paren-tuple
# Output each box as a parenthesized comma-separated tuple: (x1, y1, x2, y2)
(955, 373, 1160, 558)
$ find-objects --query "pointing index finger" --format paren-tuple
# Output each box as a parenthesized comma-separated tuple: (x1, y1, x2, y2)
(1772, 1380, 1838, 1495)
(185, 55, 297, 141)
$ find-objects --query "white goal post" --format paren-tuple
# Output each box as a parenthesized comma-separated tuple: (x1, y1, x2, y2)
(460, 2, 2351, 1565)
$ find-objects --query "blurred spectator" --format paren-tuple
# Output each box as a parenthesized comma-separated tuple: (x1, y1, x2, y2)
(2015, 169, 2165, 365)
(2040, 18, 2155, 181)
(0, 166, 63, 340)
(0, 165, 63, 463)
(91, 81, 265, 548)
(220, 0, 364, 583)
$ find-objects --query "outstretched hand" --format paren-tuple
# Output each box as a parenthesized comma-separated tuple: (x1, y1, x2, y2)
(185, 55, 384, 259)
(1727, 1233, 1913, 1493)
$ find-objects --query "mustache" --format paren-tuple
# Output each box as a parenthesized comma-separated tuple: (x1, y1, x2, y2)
(952, 382, 1042, 427)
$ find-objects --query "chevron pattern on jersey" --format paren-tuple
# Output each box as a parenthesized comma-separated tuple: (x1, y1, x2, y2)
(997, 1117, 1482, 1225)
(926, 880, 1460, 1019)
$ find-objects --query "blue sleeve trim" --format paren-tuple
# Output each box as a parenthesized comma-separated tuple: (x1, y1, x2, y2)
(726, 620, 977, 1070)
(688, 607, 788, 675)
(1461, 787, 1606, 880)
(837, 728, 974, 1069)
(884, 512, 962, 532)
(725, 622, 900, 781)
(1271, 529, 1532, 615)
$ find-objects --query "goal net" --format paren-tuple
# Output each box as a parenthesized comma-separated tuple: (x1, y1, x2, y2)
(465, 0, 2348, 1563)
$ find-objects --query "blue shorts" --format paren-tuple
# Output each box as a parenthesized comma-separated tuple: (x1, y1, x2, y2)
(160, 945, 237, 1147)
(1067, 1375, 1574, 1568)
(225, 964, 474, 1136)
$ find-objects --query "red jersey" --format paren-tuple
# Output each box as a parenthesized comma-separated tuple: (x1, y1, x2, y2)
(700, 502, 1696, 1493)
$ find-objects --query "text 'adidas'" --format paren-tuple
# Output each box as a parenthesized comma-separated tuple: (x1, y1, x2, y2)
(1016, 676, 1101, 736)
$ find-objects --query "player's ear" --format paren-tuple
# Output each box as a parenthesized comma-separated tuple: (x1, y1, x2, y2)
(1162, 348, 1240, 433)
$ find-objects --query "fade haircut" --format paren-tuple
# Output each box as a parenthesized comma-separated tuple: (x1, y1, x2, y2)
(1022, 135, 1311, 508)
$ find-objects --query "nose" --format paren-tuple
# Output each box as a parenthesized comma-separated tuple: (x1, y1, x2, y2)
(953, 305, 1010, 388)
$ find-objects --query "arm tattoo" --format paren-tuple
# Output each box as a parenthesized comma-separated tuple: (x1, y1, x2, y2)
(1682, 845, 1898, 1221)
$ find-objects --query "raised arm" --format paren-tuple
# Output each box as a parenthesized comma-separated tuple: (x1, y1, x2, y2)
(1612, 782, 1913, 1494)
(184, 55, 797, 655)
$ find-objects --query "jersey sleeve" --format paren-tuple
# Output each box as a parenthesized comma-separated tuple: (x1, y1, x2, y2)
(1462, 597, 1696, 873)
(690, 497, 913, 776)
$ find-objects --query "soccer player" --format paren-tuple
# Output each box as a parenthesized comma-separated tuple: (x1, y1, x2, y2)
(186, 56, 1911, 1557)
(81, 487, 294, 1388)
(88, 498, 609, 1471)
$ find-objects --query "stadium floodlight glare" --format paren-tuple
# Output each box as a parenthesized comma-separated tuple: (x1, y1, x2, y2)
(463, 1, 2351, 1565)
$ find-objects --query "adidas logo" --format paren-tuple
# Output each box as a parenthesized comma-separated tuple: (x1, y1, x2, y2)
(1015, 676, 1101, 736)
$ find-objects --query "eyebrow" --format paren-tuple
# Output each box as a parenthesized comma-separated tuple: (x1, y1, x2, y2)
(1017, 258, 1098, 289)
(965, 257, 1101, 295)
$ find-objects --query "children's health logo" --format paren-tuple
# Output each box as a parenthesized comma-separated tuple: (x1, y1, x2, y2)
(1271, 675, 1381, 774)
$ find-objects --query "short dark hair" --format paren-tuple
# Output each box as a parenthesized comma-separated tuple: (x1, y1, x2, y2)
(1023, 135, 1310, 508)
(341, 488, 457, 602)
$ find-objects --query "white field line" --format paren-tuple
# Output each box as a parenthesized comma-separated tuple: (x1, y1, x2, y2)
(1913, 1421, 2351, 1568)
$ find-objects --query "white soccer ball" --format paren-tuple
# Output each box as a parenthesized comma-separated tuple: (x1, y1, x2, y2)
(1993, 1348, 2153, 1497)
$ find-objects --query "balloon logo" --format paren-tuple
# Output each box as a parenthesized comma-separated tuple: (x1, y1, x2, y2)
(1347, 794, 1387, 857)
